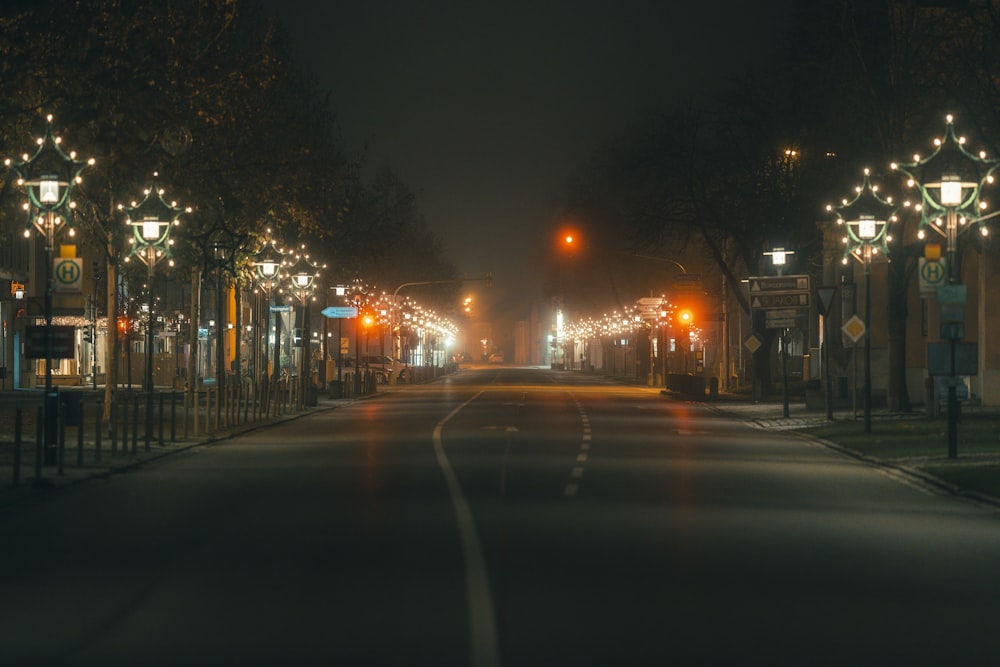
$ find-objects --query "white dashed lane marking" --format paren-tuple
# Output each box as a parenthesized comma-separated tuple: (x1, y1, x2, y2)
(564, 397, 593, 498)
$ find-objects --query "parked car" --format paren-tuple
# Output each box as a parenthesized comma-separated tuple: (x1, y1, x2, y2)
(488, 353, 504, 363)
(362, 355, 405, 384)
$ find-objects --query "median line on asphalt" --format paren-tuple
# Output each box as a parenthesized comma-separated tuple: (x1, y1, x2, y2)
(434, 392, 501, 667)
(564, 396, 592, 497)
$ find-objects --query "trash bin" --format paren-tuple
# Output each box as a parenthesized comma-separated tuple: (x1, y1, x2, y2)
(305, 386, 318, 407)
(328, 380, 343, 399)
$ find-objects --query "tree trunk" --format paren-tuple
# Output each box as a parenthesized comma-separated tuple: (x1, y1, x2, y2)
(886, 254, 913, 412)
(187, 269, 201, 407)
(102, 238, 116, 427)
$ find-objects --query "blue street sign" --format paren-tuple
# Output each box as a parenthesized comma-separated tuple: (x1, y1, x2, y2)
(321, 306, 358, 319)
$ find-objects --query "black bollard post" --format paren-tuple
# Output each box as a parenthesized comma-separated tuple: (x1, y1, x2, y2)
(34, 406, 43, 485)
(57, 402, 65, 476)
(95, 399, 103, 462)
(76, 398, 84, 467)
(13, 408, 22, 486)
(158, 392, 165, 446)
(170, 391, 177, 442)
(110, 397, 118, 456)
(131, 393, 139, 455)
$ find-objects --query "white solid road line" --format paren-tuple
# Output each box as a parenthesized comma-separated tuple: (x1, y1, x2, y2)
(434, 392, 501, 667)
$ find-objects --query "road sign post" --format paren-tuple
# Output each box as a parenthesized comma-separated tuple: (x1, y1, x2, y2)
(815, 286, 838, 421)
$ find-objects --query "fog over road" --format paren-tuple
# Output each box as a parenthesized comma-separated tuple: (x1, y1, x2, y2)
(1, 367, 998, 666)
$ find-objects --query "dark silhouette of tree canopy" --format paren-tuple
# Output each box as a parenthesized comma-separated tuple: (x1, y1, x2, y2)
(560, 0, 1000, 405)
(0, 0, 458, 401)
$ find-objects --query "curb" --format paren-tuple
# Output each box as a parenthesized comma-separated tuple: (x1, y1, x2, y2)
(705, 401, 1000, 512)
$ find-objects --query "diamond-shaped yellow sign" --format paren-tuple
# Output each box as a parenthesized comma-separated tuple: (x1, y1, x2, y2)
(842, 314, 866, 343)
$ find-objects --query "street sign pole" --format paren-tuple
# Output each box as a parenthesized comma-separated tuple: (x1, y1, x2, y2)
(815, 286, 838, 422)
(781, 328, 789, 418)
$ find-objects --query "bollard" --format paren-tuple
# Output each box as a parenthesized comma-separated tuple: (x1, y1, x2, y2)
(120, 394, 129, 456)
(95, 399, 103, 462)
(158, 392, 165, 446)
(35, 406, 42, 481)
(170, 391, 177, 442)
(110, 397, 118, 456)
(13, 408, 22, 486)
(77, 397, 85, 467)
(131, 393, 139, 455)
(57, 402, 66, 476)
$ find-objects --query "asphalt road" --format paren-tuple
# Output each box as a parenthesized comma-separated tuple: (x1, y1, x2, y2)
(1, 367, 999, 666)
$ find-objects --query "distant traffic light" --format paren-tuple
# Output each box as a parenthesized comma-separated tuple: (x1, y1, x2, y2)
(557, 227, 581, 253)
(677, 308, 694, 326)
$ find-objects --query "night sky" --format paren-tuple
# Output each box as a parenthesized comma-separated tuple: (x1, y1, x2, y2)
(258, 1, 791, 316)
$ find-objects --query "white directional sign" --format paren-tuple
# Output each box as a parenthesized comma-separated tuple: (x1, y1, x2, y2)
(747, 274, 810, 310)
(321, 306, 359, 318)
(751, 292, 810, 309)
(636, 297, 664, 320)
(748, 275, 810, 294)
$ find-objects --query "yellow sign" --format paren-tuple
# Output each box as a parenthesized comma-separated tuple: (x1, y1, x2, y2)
(842, 315, 866, 343)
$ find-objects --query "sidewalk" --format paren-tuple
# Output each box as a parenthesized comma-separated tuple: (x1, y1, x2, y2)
(705, 395, 921, 430)
(0, 391, 360, 509)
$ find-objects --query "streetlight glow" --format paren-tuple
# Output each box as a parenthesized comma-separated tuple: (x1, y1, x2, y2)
(5, 114, 93, 467)
(121, 175, 186, 450)
(828, 169, 897, 433)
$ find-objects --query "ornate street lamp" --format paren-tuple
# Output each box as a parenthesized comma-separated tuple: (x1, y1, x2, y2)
(828, 169, 897, 434)
(892, 115, 998, 276)
(121, 174, 187, 450)
(349, 278, 368, 394)
(892, 115, 1000, 457)
(5, 115, 94, 466)
(255, 236, 284, 394)
(766, 247, 795, 418)
(190, 206, 241, 428)
(280, 247, 323, 407)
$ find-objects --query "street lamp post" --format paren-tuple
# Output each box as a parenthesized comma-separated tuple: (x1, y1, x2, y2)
(121, 175, 186, 450)
(766, 248, 793, 418)
(350, 280, 367, 395)
(829, 170, 896, 434)
(5, 115, 93, 468)
(892, 115, 999, 458)
(194, 208, 242, 429)
(255, 237, 284, 413)
(282, 247, 322, 407)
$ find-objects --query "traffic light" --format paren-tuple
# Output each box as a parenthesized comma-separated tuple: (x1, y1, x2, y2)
(556, 227, 582, 254)
(83, 329, 93, 344)
(361, 309, 376, 329)
(676, 308, 694, 326)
